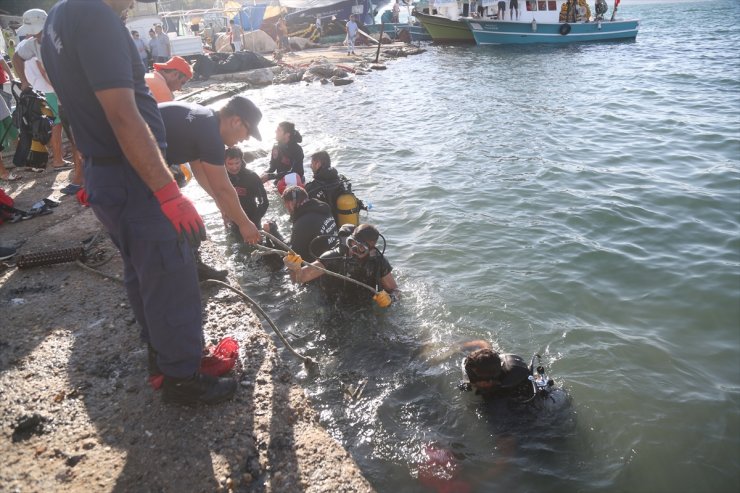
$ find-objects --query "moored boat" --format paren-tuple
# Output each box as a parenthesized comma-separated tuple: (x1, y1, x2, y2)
(414, 9, 474, 43)
(463, 0, 638, 45)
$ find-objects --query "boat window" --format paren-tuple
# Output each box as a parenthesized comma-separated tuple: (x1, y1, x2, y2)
(548, 0, 557, 9)
(537, 0, 546, 10)
(526, 0, 537, 11)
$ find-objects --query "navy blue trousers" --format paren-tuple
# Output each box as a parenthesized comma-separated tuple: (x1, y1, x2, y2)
(84, 158, 203, 378)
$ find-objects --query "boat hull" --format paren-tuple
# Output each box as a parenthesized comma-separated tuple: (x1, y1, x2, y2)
(464, 19, 639, 45)
(415, 11, 474, 43)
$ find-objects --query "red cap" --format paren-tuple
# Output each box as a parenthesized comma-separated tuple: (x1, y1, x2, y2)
(153, 56, 193, 80)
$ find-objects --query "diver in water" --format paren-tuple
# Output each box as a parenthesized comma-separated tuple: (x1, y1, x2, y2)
(283, 223, 399, 308)
(461, 340, 534, 399)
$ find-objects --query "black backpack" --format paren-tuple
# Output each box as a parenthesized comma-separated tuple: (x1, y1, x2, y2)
(12, 89, 53, 145)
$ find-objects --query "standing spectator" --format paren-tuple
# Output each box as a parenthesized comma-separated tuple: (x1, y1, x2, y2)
(229, 19, 243, 52)
(144, 56, 192, 103)
(497, 0, 506, 19)
(41, 0, 236, 405)
(510, 0, 519, 19)
(23, 56, 73, 170)
(0, 84, 18, 182)
(14, 9, 78, 171)
(0, 50, 13, 110)
(149, 24, 171, 63)
(315, 15, 322, 38)
(131, 30, 149, 67)
(12, 8, 46, 92)
(277, 16, 290, 51)
(345, 14, 358, 55)
(392, 1, 401, 23)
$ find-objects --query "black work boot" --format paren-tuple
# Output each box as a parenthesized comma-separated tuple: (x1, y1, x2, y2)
(196, 256, 228, 282)
(162, 373, 237, 406)
(147, 344, 161, 376)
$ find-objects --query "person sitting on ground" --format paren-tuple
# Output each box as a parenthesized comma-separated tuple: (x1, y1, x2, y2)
(461, 340, 532, 398)
(145, 56, 193, 103)
(225, 146, 268, 229)
(278, 185, 337, 262)
(283, 223, 398, 308)
(261, 121, 305, 184)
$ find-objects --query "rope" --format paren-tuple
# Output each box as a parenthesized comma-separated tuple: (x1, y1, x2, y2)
(202, 279, 317, 367)
(259, 230, 378, 295)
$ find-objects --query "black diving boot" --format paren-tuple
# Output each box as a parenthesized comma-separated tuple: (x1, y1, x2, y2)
(162, 373, 237, 406)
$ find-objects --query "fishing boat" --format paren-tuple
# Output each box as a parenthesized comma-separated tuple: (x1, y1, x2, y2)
(463, 0, 638, 45)
(414, 7, 474, 43)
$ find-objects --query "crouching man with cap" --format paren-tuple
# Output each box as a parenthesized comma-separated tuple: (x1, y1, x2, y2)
(158, 95, 263, 251)
(284, 223, 399, 308)
(41, 0, 235, 405)
(145, 55, 192, 103)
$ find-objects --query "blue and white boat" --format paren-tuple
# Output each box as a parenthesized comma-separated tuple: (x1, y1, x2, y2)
(463, 0, 638, 45)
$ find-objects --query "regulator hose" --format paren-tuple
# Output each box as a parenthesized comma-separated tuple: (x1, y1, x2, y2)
(202, 278, 318, 368)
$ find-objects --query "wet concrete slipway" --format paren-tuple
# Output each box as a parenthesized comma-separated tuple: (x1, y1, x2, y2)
(0, 43, 421, 492)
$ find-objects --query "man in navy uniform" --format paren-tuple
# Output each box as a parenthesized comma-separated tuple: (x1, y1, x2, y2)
(41, 0, 238, 405)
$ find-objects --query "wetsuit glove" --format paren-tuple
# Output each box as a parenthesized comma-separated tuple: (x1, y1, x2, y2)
(283, 253, 303, 271)
(154, 180, 207, 247)
(373, 290, 392, 308)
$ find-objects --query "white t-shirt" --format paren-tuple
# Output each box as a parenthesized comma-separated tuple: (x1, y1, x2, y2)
(16, 37, 42, 63)
(24, 57, 55, 94)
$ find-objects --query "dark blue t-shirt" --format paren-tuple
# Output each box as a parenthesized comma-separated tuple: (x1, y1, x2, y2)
(158, 102, 225, 166)
(40, 0, 166, 157)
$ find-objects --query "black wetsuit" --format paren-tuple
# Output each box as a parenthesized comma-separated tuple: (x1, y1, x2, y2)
(290, 199, 338, 261)
(265, 141, 304, 182)
(305, 166, 343, 206)
(318, 247, 393, 301)
(228, 167, 268, 226)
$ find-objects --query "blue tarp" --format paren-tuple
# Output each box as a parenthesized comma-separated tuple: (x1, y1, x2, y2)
(233, 5, 267, 31)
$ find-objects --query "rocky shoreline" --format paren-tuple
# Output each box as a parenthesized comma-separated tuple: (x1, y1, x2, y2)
(0, 43, 426, 492)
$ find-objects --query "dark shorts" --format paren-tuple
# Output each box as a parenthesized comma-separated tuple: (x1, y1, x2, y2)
(510, 0, 518, 8)
(498, 1, 506, 10)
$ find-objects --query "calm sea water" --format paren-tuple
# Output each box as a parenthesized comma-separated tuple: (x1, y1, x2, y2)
(195, 1, 740, 491)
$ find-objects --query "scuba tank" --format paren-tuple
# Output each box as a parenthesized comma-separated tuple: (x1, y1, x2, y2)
(335, 192, 361, 226)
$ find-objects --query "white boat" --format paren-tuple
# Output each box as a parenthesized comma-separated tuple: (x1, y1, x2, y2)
(463, 0, 638, 45)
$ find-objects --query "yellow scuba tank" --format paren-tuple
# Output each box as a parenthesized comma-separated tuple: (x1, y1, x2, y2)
(335, 192, 360, 226)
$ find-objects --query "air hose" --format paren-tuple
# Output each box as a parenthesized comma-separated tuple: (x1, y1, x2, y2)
(258, 230, 379, 295)
(202, 279, 317, 368)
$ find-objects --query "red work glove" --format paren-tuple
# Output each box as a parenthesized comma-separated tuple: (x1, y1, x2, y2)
(76, 187, 89, 207)
(154, 180, 207, 247)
